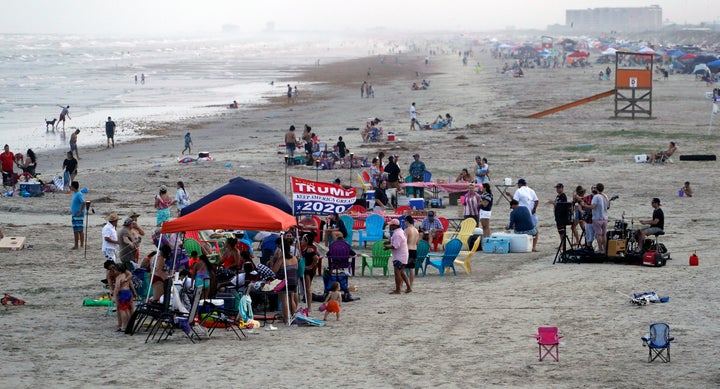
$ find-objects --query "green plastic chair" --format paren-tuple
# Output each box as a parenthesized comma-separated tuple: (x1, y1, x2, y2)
(183, 238, 219, 263)
(361, 240, 391, 276)
(413, 240, 430, 276)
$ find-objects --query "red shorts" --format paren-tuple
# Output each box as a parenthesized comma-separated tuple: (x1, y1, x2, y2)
(326, 300, 340, 313)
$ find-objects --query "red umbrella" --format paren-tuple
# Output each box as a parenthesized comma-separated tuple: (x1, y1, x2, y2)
(679, 53, 696, 60)
(568, 51, 589, 58)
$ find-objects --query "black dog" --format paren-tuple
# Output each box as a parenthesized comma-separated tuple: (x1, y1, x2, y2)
(45, 118, 57, 131)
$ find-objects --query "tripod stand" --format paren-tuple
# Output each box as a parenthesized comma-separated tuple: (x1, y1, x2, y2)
(553, 228, 574, 264)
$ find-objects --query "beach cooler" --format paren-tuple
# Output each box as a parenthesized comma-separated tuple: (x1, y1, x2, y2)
(409, 198, 424, 210)
(387, 132, 396, 141)
(365, 190, 375, 209)
(635, 154, 648, 163)
(397, 196, 410, 207)
(491, 232, 532, 253)
(19, 182, 42, 197)
(482, 237, 510, 254)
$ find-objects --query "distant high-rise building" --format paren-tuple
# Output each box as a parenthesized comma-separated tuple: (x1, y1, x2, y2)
(566, 5, 662, 32)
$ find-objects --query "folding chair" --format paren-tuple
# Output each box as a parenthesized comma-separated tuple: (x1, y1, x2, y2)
(532, 326, 563, 362)
(642, 322, 674, 362)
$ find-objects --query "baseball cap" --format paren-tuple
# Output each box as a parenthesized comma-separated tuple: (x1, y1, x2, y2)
(652, 197, 661, 205)
(517, 178, 526, 185)
(427, 210, 435, 217)
(555, 183, 564, 188)
(123, 217, 134, 226)
(389, 219, 401, 227)
(412, 153, 420, 158)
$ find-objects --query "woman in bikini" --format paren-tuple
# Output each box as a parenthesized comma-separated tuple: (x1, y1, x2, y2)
(150, 245, 170, 301)
(271, 246, 299, 324)
(154, 185, 175, 226)
(113, 263, 137, 332)
(221, 237, 242, 270)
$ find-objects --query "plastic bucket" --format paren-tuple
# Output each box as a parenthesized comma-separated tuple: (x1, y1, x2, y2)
(387, 132, 395, 141)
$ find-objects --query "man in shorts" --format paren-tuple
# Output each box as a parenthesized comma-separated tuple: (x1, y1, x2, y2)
(384, 219, 411, 294)
(70, 181, 87, 250)
(58, 105, 70, 130)
(105, 116, 116, 148)
(69, 129, 80, 159)
(403, 215, 420, 288)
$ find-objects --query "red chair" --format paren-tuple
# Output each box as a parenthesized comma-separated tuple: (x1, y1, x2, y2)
(395, 205, 411, 215)
(532, 327, 563, 362)
(431, 217, 450, 251)
(347, 205, 366, 214)
(311, 215, 324, 243)
(352, 218, 366, 231)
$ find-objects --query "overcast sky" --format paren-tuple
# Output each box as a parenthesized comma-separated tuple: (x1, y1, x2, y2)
(0, 0, 716, 36)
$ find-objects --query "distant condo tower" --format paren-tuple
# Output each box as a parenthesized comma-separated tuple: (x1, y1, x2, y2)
(566, 5, 662, 33)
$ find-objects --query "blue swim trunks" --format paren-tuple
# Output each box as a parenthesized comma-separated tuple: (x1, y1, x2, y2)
(72, 215, 84, 232)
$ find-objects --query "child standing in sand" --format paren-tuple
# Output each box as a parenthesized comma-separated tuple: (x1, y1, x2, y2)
(182, 132, 192, 155)
(323, 282, 343, 321)
(113, 263, 137, 332)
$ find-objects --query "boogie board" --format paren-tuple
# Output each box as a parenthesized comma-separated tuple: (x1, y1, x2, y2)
(292, 313, 325, 327)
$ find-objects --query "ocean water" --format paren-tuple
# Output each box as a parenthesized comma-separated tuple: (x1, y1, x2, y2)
(0, 33, 371, 153)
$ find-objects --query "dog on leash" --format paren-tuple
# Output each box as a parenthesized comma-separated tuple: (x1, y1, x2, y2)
(45, 118, 57, 131)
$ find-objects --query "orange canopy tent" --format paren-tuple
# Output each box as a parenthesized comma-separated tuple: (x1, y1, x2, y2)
(161, 195, 297, 233)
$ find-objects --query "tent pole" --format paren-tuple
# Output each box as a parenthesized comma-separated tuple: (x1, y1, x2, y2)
(170, 232, 183, 275)
(280, 234, 290, 325)
(146, 235, 163, 301)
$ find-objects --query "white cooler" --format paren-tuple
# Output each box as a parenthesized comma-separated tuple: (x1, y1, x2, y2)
(491, 232, 532, 253)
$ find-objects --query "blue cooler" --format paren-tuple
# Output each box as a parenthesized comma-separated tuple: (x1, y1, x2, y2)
(482, 237, 510, 254)
(409, 198, 424, 210)
(365, 190, 375, 208)
(19, 182, 42, 197)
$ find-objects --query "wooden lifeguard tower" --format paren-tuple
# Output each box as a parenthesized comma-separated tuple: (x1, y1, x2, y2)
(614, 52, 654, 118)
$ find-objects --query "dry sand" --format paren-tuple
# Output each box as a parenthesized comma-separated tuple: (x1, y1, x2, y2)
(1, 46, 719, 388)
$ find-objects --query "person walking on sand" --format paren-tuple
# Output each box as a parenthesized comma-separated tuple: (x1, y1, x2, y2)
(105, 117, 116, 148)
(57, 105, 71, 130)
(410, 102, 417, 130)
(69, 129, 81, 159)
(323, 281, 343, 321)
(181, 132, 192, 155)
(361, 81, 367, 98)
(70, 181, 87, 250)
(287, 84, 292, 104)
(384, 219, 412, 294)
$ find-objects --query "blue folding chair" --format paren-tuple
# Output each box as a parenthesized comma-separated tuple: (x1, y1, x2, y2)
(642, 323, 674, 363)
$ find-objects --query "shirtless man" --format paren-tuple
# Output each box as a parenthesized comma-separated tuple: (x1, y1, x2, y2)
(69, 129, 80, 159)
(649, 141, 677, 164)
(403, 215, 420, 288)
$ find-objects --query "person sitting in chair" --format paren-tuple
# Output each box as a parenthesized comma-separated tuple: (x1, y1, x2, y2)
(323, 213, 347, 245)
(649, 141, 677, 164)
(419, 210, 444, 243)
(298, 215, 319, 243)
(636, 198, 664, 252)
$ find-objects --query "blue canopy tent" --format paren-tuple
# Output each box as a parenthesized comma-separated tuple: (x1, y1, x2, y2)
(180, 177, 293, 216)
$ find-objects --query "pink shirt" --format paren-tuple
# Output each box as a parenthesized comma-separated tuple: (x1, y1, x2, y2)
(390, 228, 408, 264)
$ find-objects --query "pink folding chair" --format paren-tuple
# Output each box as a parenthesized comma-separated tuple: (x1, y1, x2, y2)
(532, 326, 563, 362)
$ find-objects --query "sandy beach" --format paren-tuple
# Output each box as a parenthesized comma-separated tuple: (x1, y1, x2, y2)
(1, 43, 719, 388)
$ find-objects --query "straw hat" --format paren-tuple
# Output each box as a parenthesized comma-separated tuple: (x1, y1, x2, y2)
(106, 213, 119, 222)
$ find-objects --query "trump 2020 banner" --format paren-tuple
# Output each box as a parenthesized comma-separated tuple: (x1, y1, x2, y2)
(291, 177, 357, 215)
